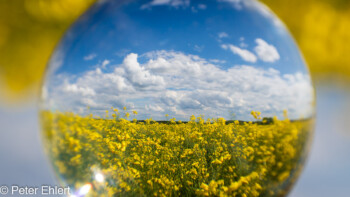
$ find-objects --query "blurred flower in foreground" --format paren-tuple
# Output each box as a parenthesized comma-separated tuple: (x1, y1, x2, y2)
(0, 0, 95, 103)
(261, 0, 350, 83)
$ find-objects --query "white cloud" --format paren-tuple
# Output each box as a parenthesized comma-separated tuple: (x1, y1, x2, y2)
(239, 37, 248, 48)
(63, 84, 96, 96)
(84, 53, 97, 61)
(254, 38, 280, 63)
(101, 60, 110, 68)
(123, 53, 165, 89)
(210, 59, 226, 64)
(141, 0, 190, 9)
(221, 44, 257, 63)
(145, 104, 165, 112)
(218, 32, 229, 39)
(45, 50, 314, 121)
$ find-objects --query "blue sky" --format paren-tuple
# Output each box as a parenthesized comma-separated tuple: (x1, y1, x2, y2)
(43, 0, 314, 120)
(58, 0, 305, 75)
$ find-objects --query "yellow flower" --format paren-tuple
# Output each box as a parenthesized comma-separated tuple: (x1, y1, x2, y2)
(41, 109, 311, 196)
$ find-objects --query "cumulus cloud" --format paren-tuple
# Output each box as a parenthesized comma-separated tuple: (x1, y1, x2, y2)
(146, 104, 165, 112)
(221, 38, 279, 63)
(84, 53, 97, 61)
(45, 50, 314, 121)
(254, 38, 280, 63)
(63, 84, 96, 96)
(123, 53, 165, 89)
(141, 0, 190, 9)
(221, 44, 257, 63)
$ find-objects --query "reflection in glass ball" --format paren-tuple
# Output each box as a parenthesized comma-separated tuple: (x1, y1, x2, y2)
(40, 0, 315, 196)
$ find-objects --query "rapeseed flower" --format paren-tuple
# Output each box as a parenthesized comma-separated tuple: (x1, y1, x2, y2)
(40, 109, 312, 196)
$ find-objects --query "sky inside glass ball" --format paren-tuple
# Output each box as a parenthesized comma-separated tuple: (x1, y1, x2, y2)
(42, 0, 314, 121)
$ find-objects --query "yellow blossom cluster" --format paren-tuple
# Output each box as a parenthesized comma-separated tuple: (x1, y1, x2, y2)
(40, 110, 312, 197)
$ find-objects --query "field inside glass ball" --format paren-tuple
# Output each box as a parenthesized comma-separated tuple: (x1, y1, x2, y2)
(40, 0, 315, 196)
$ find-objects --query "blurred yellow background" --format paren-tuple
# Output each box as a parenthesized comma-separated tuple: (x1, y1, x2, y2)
(0, 0, 95, 103)
(0, 0, 350, 103)
(1, 1, 350, 196)
(262, 0, 350, 83)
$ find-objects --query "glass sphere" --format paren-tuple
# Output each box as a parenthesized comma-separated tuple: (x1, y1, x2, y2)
(40, 0, 315, 196)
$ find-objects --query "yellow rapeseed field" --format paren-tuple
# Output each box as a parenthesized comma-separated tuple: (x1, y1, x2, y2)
(41, 109, 312, 197)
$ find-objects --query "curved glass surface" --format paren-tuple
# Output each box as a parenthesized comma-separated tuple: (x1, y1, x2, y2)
(40, 0, 315, 196)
